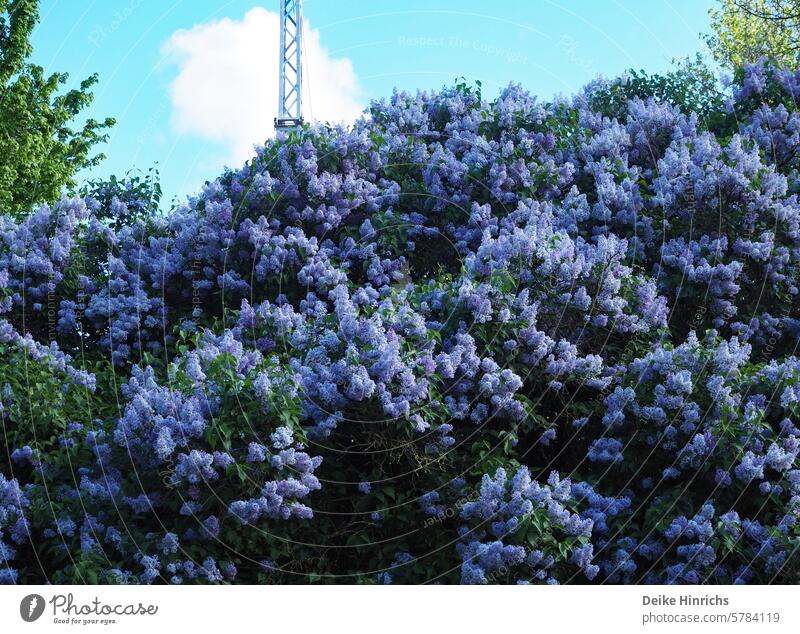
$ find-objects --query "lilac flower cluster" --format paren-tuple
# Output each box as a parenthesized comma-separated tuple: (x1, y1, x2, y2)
(456, 467, 629, 583)
(0, 475, 29, 584)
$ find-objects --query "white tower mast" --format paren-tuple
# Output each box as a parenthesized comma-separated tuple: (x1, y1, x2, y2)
(275, 0, 304, 131)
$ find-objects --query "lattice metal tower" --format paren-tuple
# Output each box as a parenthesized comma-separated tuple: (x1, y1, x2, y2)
(275, 0, 304, 131)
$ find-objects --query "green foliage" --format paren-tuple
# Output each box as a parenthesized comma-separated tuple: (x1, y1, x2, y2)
(0, 0, 114, 216)
(586, 55, 731, 131)
(707, 0, 800, 68)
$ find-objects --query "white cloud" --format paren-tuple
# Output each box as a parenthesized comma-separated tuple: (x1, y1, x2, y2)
(161, 7, 363, 165)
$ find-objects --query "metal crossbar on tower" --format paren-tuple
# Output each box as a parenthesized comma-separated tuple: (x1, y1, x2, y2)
(275, 0, 303, 131)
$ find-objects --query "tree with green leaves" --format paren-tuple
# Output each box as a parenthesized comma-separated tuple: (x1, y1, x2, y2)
(0, 0, 114, 216)
(706, 0, 800, 68)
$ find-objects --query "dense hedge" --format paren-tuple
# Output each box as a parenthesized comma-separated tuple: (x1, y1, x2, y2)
(1, 59, 800, 584)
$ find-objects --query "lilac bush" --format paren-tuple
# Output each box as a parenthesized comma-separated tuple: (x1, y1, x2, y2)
(0, 58, 799, 583)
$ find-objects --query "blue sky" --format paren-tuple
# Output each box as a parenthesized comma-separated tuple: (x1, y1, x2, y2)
(32, 0, 715, 204)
